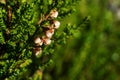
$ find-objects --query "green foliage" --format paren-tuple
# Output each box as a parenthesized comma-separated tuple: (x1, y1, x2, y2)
(0, 0, 81, 79)
(43, 0, 120, 80)
(2, 0, 120, 80)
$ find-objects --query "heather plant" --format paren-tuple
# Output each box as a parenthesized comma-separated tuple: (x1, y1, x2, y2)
(0, 0, 84, 79)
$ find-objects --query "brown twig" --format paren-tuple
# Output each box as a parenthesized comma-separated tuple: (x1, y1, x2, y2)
(7, 7, 12, 28)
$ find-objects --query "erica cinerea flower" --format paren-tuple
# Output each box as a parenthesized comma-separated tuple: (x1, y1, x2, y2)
(33, 47, 42, 56)
(50, 9, 58, 18)
(34, 37, 43, 46)
(53, 20, 60, 29)
(45, 29, 55, 38)
(33, 9, 60, 56)
(43, 37, 52, 45)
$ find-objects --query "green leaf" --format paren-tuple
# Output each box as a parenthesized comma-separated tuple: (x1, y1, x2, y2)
(33, 70, 43, 80)
(21, 0, 27, 3)
(0, 32, 5, 44)
(48, 0, 53, 5)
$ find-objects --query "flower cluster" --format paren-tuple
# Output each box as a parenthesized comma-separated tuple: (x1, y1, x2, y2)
(33, 9, 60, 56)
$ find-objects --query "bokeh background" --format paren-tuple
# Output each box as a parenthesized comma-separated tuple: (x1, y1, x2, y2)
(43, 0, 120, 80)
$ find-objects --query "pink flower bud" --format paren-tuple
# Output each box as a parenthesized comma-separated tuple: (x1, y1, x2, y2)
(53, 21, 60, 29)
(34, 37, 43, 46)
(43, 37, 52, 45)
(45, 29, 54, 38)
(33, 47, 42, 56)
(50, 10, 58, 18)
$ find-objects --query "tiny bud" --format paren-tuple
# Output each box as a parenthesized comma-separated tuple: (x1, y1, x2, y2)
(45, 29, 54, 38)
(53, 21, 60, 29)
(50, 10, 58, 18)
(33, 47, 42, 56)
(43, 37, 52, 45)
(34, 37, 43, 46)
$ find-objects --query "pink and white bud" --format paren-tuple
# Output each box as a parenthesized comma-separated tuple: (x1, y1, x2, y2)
(33, 47, 42, 56)
(43, 37, 52, 45)
(53, 21, 60, 29)
(34, 37, 43, 46)
(50, 10, 58, 18)
(45, 29, 54, 38)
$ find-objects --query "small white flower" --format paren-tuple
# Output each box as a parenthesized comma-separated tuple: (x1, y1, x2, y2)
(45, 29, 54, 38)
(50, 10, 58, 18)
(33, 47, 42, 56)
(35, 50, 42, 56)
(34, 37, 43, 46)
(43, 37, 52, 45)
(53, 21, 60, 29)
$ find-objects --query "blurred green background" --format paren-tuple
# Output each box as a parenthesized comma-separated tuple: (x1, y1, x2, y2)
(43, 0, 120, 80)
